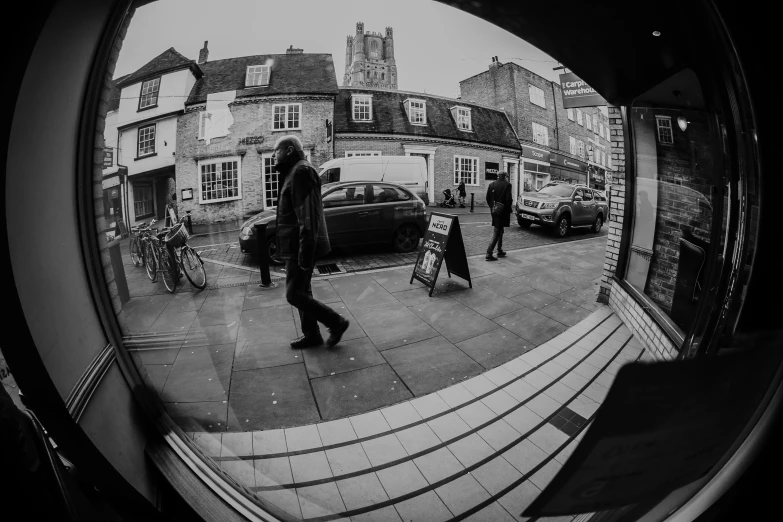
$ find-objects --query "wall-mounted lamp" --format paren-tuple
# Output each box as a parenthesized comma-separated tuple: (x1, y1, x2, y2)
(652, 30, 661, 36)
(677, 116, 689, 132)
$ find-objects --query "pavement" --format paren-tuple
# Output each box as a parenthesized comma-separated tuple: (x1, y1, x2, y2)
(115, 224, 642, 521)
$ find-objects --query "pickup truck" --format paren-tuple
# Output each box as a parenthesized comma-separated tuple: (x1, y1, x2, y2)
(515, 182, 608, 237)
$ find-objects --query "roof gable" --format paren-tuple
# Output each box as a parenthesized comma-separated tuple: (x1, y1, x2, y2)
(334, 89, 520, 150)
(185, 53, 339, 105)
(107, 74, 130, 112)
(117, 48, 202, 89)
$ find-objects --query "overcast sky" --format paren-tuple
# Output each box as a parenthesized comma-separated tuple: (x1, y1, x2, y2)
(115, 0, 571, 97)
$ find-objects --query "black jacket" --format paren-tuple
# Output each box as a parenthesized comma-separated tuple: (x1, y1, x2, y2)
(275, 159, 331, 268)
(486, 180, 513, 227)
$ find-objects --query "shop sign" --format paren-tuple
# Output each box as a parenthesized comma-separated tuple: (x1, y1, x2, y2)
(551, 152, 588, 172)
(103, 148, 113, 168)
(181, 188, 194, 201)
(238, 136, 264, 145)
(559, 72, 607, 108)
(485, 162, 499, 180)
(592, 171, 605, 184)
(522, 146, 550, 163)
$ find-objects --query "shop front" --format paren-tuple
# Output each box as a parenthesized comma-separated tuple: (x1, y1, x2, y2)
(520, 145, 550, 192)
(101, 169, 128, 242)
(589, 165, 606, 191)
(550, 151, 588, 186)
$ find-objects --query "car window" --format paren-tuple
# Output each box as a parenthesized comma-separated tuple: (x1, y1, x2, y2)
(575, 189, 585, 199)
(583, 190, 593, 200)
(372, 184, 411, 203)
(323, 185, 366, 208)
(538, 184, 574, 197)
(320, 167, 341, 185)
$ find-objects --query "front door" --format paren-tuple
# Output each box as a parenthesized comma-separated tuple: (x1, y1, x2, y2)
(155, 176, 168, 220)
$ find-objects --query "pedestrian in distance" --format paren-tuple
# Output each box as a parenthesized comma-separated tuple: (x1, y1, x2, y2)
(457, 180, 467, 208)
(273, 135, 350, 348)
(485, 171, 513, 261)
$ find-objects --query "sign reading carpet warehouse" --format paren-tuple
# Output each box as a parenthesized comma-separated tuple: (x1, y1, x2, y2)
(559, 72, 607, 108)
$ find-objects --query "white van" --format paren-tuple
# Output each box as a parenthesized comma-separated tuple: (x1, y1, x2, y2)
(317, 156, 429, 205)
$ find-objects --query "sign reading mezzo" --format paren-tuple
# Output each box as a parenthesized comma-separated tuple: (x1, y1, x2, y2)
(411, 212, 471, 296)
(559, 72, 607, 108)
(485, 162, 500, 181)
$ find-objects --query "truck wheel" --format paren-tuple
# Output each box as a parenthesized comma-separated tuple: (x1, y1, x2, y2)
(592, 215, 603, 233)
(517, 217, 532, 229)
(554, 215, 570, 238)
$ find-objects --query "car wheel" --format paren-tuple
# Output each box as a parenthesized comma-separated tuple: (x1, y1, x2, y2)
(393, 224, 420, 253)
(517, 217, 532, 229)
(265, 236, 285, 266)
(554, 215, 570, 238)
(592, 214, 603, 233)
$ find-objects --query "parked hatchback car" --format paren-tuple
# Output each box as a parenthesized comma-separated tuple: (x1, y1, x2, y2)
(515, 182, 608, 237)
(239, 181, 428, 264)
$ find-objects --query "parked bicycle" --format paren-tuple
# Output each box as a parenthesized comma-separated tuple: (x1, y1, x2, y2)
(128, 222, 153, 267)
(166, 218, 207, 290)
(142, 218, 207, 292)
(142, 221, 178, 293)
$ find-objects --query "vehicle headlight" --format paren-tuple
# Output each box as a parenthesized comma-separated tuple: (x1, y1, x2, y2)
(239, 226, 254, 239)
(540, 202, 557, 209)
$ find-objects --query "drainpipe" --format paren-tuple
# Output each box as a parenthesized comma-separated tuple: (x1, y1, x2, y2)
(550, 81, 560, 152)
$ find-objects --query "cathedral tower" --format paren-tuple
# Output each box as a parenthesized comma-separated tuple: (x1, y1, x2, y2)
(343, 22, 398, 89)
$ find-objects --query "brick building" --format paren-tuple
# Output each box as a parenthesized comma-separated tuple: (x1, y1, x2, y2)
(343, 22, 397, 90)
(333, 88, 522, 205)
(100, 74, 129, 242)
(459, 58, 611, 193)
(114, 48, 203, 228)
(175, 45, 339, 232)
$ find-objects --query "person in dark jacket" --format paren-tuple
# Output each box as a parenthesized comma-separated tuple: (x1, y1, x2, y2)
(274, 135, 349, 348)
(485, 171, 513, 261)
(457, 181, 467, 208)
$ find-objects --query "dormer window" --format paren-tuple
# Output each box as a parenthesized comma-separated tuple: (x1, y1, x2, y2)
(138, 77, 160, 110)
(451, 106, 472, 131)
(245, 65, 270, 87)
(404, 98, 427, 125)
(352, 94, 372, 121)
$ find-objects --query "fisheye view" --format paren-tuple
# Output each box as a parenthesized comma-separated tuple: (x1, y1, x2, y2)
(2, 0, 780, 521)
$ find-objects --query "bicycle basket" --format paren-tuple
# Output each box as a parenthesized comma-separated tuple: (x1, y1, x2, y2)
(164, 222, 189, 248)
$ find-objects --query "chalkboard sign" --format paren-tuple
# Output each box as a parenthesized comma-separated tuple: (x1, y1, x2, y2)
(410, 212, 471, 296)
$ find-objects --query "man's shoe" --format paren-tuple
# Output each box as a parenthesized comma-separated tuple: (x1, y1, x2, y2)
(290, 335, 323, 349)
(326, 319, 350, 348)
(497, 251, 507, 258)
(486, 255, 498, 261)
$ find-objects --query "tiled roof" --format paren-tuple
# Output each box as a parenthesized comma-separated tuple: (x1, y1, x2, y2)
(185, 54, 339, 105)
(117, 48, 202, 88)
(107, 74, 129, 112)
(334, 88, 521, 150)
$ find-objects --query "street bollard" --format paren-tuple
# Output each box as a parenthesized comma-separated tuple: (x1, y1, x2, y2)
(470, 193, 475, 213)
(255, 222, 276, 288)
(186, 210, 193, 235)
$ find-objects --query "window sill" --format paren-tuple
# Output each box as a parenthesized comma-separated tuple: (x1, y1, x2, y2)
(135, 153, 157, 161)
(198, 195, 243, 205)
(271, 128, 302, 132)
(458, 129, 474, 133)
(137, 104, 158, 113)
(352, 120, 375, 123)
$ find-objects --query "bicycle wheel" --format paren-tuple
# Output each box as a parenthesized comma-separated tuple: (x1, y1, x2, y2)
(144, 242, 157, 281)
(180, 246, 207, 289)
(129, 237, 142, 267)
(159, 249, 177, 293)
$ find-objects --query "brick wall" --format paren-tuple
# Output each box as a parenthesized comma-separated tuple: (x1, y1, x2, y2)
(94, 7, 136, 337)
(334, 136, 518, 206)
(599, 105, 625, 304)
(459, 61, 610, 162)
(609, 281, 678, 360)
(176, 96, 334, 230)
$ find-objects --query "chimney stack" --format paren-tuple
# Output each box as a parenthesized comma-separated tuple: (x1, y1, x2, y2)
(198, 41, 209, 64)
(286, 45, 304, 54)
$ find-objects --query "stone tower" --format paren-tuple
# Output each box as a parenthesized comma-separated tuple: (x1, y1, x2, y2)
(343, 22, 397, 89)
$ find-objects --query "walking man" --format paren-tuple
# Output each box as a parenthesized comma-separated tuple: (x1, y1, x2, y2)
(274, 135, 350, 348)
(486, 170, 513, 261)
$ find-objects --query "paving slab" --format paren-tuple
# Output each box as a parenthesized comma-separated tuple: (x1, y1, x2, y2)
(227, 364, 320, 430)
(165, 400, 228, 433)
(494, 308, 569, 345)
(410, 298, 499, 344)
(161, 343, 234, 403)
(382, 336, 485, 396)
(455, 328, 535, 369)
(310, 364, 413, 420)
(303, 337, 387, 378)
(449, 285, 526, 319)
(352, 302, 439, 351)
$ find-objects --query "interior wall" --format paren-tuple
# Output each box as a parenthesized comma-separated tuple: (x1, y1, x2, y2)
(6, 0, 156, 504)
